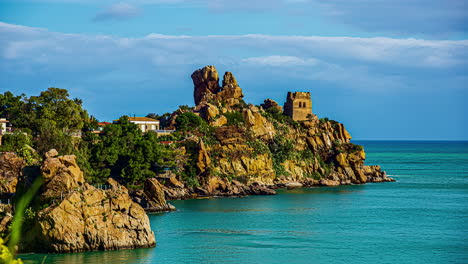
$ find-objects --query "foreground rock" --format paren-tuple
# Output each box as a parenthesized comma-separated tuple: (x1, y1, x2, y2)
(21, 150, 155, 253)
(0, 152, 24, 194)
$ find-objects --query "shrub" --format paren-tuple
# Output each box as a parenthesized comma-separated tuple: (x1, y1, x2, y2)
(224, 111, 244, 126)
(175, 112, 206, 131)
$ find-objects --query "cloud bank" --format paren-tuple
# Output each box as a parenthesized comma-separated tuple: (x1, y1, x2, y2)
(0, 21, 466, 139)
(93, 3, 141, 21)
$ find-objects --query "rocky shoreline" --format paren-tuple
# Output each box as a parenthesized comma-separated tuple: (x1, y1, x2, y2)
(139, 168, 394, 207)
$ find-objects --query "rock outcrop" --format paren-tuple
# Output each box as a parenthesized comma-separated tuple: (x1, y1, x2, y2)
(192, 66, 244, 107)
(0, 152, 24, 194)
(21, 151, 155, 253)
(132, 178, 175, 212)
(40, 150, 85, 201)
(167, 66, 394, 198)
(192, 65, 221, 105)
(261, 99, 283, 113)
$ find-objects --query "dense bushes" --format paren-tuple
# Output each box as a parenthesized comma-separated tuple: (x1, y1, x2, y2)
(175, 112, 206, 131)
(224, 111, 244, 126)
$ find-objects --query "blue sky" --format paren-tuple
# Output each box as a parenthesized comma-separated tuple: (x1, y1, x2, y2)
(1, 0, 467, 140)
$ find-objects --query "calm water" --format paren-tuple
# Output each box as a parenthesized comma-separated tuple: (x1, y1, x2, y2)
(22, 141, 468, 264)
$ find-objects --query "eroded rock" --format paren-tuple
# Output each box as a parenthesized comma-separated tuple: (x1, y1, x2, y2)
(0, 152, 24, 194)
(21, 153, 156, 253)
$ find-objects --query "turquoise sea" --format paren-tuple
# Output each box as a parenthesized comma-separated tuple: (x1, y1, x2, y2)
(22, 141, 468, 264)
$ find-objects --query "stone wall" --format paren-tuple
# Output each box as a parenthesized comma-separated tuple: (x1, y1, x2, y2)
(283, 92, 312, 121)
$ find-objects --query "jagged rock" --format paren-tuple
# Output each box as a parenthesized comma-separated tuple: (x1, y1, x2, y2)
(165, 177, 184, 189)
(211, 115, 228, 127)
(217, 72, 244, 107)
(191, 66, 244, 107)
(142, 178, 175, 212)
(206, 176, 227, 194)
(192, 65, 221, 105)
(243, 107, 275, 139)
(44, 149, 58, 159)
(0, 152, 24, 194)
(40, 152, 85, 201)
(249, 182, 276, 195)
(200, 103, 219, 121)
(21, 154, 155, 253)
(196, 139, 211, 174)
(222, 71, 238, 88)
(261, 99, 283, 112)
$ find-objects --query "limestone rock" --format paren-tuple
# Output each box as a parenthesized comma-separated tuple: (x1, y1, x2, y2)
(196, 139, 211, 174)
(217, 72, 244, 106)
(191, 66, 244, 107)
(21, 155, 156, 253)
(211, 115, 228, 127)
(0, 152, 24, 194)
(44, 149, 58, 159)
(192, 65, 221, 105)
(319, 179, 340, 186)
(285, 182, 303, 189)
(165, 177, 184, 189)
(200, 103, 220, 121)
(142, 178, 175, 212)
(261, 99, 283, 113)
(40, 153, 85, 201)
(222, 71, 238, 88)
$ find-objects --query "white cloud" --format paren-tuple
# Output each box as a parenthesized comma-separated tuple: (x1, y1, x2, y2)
(242, 55, 319, 66)
(0, 22, 466, 93)
(93, 2, 141, 21)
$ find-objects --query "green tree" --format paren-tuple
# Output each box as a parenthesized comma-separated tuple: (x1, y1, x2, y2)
(0, 91, 26, 128)
(26, 88, 89, 133)
(86, 116, 173, 185)
(175, 112, 205, 131)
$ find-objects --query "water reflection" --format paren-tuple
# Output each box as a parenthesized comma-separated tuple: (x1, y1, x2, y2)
(21, 247, 153, 264)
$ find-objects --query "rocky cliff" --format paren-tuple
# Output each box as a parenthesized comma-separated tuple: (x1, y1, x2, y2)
(20, 150, 156, 253)
(164, 66, 393, 198)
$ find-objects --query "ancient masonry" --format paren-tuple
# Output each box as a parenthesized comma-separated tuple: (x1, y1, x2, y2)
(283, 92, 313, 121)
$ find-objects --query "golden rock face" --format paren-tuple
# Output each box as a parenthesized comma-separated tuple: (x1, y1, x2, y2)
(22, 151, 155, 253)
(0, 152, 24, 193)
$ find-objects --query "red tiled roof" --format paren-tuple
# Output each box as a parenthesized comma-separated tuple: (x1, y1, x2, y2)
(113, 117, 159, 122)
(98, 122, 111, 126)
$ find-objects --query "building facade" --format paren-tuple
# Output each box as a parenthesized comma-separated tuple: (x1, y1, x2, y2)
(0, 118, 9, 135)
(114, 117, 160, 132)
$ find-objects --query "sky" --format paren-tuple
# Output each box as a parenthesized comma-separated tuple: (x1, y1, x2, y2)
(0, 0, 467, 140)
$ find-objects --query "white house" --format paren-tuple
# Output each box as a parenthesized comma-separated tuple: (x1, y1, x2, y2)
(0, 118, 8, 135)
(114, 117, 160, 133)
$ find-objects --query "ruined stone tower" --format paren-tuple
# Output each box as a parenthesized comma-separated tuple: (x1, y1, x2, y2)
(284, 92, 312, 121)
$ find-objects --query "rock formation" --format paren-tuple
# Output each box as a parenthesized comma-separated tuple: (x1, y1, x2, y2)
(21, 150, 155, 253)
(131, 178, 175, 212)
(261, 99, 283, 113)
(168, 66, 394, 198)
(0, 152, 24, 194)
(192, 65, 244, 107)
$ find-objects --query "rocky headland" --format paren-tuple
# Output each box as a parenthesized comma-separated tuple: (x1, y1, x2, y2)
(0, 65, 393, 254)
(151, 65, 394, 200)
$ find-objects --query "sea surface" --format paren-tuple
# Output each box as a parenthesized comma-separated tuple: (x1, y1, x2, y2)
(21, 141, 468, 264)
